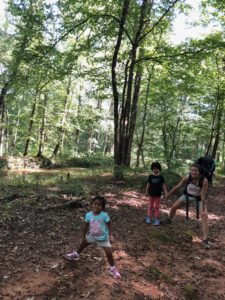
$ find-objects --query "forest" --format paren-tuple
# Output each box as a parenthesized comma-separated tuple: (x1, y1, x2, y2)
(0, 0, 225, 299)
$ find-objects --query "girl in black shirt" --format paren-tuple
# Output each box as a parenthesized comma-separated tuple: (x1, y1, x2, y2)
(145, 162, 167, 225)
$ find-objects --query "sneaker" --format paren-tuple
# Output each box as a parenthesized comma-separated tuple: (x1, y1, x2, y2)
(154, 219, 160, 226)
(202, 239, 210, 249)
(64, 251, 80, 261)
(109, 266, 121, 279)
(146, 216, 151, 224)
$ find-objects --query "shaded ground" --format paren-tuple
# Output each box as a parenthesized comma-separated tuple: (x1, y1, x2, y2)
(0, 171, 225, 300)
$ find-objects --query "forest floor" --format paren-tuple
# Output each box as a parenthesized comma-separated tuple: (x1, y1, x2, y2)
(0, 169, 225, 300)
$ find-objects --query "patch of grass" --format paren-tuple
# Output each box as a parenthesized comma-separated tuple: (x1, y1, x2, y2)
(57, 179, 87, 196)
(148, 265, 175, 284)
(181, 230, 194, 241)
(0, 203, 15, 224)
(150, 230, 172, 243)
(183, 283, 199, 299)
(60, 155, 114, 168)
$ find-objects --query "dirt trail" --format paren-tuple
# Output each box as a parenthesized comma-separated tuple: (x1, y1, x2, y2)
(0, 178, 225, 299)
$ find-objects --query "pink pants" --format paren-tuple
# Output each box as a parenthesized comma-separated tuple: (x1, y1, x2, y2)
(147, 196, 161, 218)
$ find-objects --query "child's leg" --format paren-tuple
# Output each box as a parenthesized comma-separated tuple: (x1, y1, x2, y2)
(77, 238, 89, 254)
(154, 197, 161, 218)
(65, 238, 90, 260)
(147, 197, 155, 217)
(104, 247, 121, 278)
(103, 247, 115, 266)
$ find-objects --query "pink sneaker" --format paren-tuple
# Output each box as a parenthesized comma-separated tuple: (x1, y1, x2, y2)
(109, 266, 121, 279)
(64, 251, 80, 261)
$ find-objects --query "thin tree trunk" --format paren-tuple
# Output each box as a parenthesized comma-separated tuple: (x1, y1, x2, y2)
(11, 109, 21, 154)
(23, 94, 39, 156)
(212, 92, 224, 158)
(37, 94, 47, 157)
(136, 65, 154, 166)
(51, 78, 72, 158)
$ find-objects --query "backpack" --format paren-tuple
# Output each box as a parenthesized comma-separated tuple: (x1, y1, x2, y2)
(195, 156, 215, 181)
(183, 174, 205, 220)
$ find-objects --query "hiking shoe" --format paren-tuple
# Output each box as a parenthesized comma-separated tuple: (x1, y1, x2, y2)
(146, 216, 151, 224)
(154, 219, 160, 226)
(203, 239, 210, 249)
(109, 266, 121, 279)
(64, 251, 80, 261)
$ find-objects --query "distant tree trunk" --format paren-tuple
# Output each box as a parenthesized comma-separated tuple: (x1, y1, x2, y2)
(162, 96, 187, 168)
(75, 94, 82, 153)
(51, 78, 72, 158)
(136, 65, 154, 167)
(4, 108, 9, 155)
(37, 94, 47, 157)
(211, 91, 224, 159)
(11, 109, 21, 154)
(23, 94, 39, 156)
(103, 134, 111, 156)
(0, 84, 8, 155)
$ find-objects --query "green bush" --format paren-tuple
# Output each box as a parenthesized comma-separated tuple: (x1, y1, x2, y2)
(57, 155, 114, 168)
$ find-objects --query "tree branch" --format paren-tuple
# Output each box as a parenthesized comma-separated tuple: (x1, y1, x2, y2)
(139, 0, 179, 42)
(135, 45, 223, 64)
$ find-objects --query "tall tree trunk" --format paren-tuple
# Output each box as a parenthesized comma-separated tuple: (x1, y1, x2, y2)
(112, 0, 131, 174)
(0, 106, 6, 156)
(113, 0, 149, 178)
(37, 94, 47, 157)
(51, 78, 72, 158)
(23, 94, 39, 157)
(136, 65, 154, 166)
(11, 109, 21, 155)
(0, 84, 8, 155)
(211, 92, 224, 158)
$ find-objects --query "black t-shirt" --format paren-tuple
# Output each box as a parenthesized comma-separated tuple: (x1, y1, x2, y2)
(147, 174, 165, 197)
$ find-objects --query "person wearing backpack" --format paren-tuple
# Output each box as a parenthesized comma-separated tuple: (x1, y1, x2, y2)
(165, 164, 210, 249)
(195, 155, 215, 186)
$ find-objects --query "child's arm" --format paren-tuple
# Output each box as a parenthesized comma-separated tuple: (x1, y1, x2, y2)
(145, 182, 150, 196)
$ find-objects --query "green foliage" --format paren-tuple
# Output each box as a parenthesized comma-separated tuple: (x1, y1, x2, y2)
(150, 230, 172, 243)
(0, 203, 15, 224)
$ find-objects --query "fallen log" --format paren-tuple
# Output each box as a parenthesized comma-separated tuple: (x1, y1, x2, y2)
(41, 197, 85, 211)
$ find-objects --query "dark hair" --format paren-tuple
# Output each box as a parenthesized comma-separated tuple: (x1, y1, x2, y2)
(190, 163, 203, 174)
(91, 195, 106, 209)
(151, 162, 161, 171)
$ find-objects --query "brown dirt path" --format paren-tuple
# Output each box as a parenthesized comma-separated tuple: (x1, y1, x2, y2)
(0, 178, 225, 299)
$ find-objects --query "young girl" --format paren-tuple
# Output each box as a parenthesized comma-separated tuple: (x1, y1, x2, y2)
(65, 195, 121, 279)
(145, 162, 167, 225)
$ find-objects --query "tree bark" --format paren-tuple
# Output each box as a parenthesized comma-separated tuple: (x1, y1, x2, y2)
(23, 94, 39, 156)
(112, 0, 131, 172)
(51, 78, 72, 158)
(37, 94, 47, 157)
(136, 65, 154, 167)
